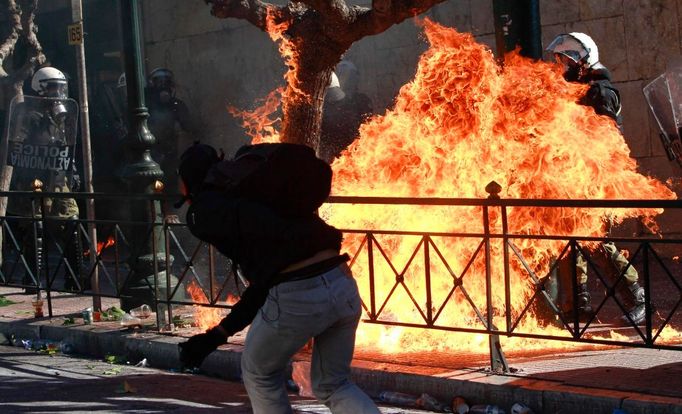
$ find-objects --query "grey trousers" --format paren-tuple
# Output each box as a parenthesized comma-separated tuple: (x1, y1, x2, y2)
(241, 264, 380, 414)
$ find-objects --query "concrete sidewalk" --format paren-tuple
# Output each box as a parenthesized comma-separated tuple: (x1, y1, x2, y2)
(1, 287, 681, 414)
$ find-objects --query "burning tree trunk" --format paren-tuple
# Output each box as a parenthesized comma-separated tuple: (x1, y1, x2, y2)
(206, 0, 447, 149)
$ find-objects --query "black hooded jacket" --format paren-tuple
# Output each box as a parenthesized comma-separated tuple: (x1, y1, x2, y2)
(186, 190, 343, 337)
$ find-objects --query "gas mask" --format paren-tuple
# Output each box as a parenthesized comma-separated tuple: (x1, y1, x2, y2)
(51, 101, 68, 122)
(555, 53, 584, 82)
(148, 69, 175, 105)
(44, 83, 69, 122)
(159, 89, 172, 104)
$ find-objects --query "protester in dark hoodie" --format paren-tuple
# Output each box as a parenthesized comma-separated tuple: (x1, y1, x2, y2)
(176, 142, 379, 414)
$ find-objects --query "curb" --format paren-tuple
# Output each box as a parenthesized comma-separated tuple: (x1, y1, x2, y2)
(1, 318, 680, 414)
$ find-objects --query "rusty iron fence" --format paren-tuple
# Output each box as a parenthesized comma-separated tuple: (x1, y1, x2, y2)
(1, 189, 680, 371)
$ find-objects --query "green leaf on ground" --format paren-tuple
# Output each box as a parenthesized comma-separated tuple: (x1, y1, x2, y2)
(100, 306, 125, 321)
(104, 354, 127, 364)
(38, 347, 58, 356)
(172, 315, 192, 328)
(0, 296, 17, 307)
(62, 317, 75, 325)
(103, 366, 122, 375)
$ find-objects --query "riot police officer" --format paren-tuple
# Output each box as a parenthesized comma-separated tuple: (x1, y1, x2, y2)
(6, 67, 84, 292)
(547, 33, 645, 325)
(319, 60, 374, 164)
(145, 68, 197, 192)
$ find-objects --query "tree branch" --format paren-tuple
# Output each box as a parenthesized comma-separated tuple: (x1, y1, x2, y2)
(13, 0, 44, 85)
(204, 0, 275, 31)
(348, 0, 447, 42)
(0, 0, 44, 218)
(0, 0, 22, 77)
(297, 0, 350, 24)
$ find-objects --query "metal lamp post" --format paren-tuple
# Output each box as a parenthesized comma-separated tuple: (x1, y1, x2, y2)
(492, 0, 542, 59)
(119, 0, 180, 317)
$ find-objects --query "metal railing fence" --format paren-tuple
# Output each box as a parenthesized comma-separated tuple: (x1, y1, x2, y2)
(1, 190, 680, 371)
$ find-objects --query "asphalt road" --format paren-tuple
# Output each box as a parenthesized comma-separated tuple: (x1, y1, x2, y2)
(0, 345, 434, 413)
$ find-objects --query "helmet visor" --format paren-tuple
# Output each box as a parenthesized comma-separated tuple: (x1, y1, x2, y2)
(44, 82, 68, 99)
(150, 70, 174, 90)
(546, 34, 587, 62)
(555, 52, 580, 68)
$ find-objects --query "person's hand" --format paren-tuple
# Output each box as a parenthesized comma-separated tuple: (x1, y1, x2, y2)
(178, 327, 227, 369)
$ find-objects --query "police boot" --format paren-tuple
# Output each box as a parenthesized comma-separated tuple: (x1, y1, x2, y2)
(577, 283, 593, 315)
(563, 283, 593, 322)
(63, 217, 88, 291)
(619, 282, 645, 326)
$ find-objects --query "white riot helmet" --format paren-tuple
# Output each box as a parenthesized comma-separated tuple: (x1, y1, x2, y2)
(335, 60, 359, 95)
(31, 67, 68, 98)
(147, 67, 175, 103)
(326, 71, 346, 103)
(147, 67, 175, 91)
(546, 32, 599, 72)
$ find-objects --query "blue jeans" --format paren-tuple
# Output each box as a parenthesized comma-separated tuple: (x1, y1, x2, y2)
(241, 264, 380, 414)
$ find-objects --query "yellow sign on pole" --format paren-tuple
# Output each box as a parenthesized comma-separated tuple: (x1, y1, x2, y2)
(67, 22, 83, 46)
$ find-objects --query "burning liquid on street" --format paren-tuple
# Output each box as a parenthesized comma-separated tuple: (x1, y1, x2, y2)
(84, 236, 115, 257)
(228, 19, 680, 353)
(186, 281, 238, 331)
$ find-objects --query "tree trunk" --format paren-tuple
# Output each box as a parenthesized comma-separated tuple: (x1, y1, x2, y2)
(280, 67, 332, 149)
(0, 0, 44, 266)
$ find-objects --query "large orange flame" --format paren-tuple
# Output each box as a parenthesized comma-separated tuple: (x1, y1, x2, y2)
(320, 20, 679, 353)
(228, 87, 283, 144)
(265, 8, 306, 102)
(228, 8, 313, 144)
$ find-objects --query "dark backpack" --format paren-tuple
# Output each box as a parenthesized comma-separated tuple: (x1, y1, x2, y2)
(193, 143, 332, 216)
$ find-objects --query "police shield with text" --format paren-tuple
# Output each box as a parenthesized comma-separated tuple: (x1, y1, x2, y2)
(5, 67, 85, 292)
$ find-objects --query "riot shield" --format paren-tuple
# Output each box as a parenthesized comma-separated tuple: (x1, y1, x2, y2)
(5, 96, 79, 194)
(644, 67, 682, 165)
(664, 61, 682, 138)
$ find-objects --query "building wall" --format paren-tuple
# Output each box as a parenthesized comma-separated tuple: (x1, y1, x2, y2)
(141, 0, 682, 234)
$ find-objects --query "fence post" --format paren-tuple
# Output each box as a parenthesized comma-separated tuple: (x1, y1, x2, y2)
(424, 236, 433, 326)
(367, 233, 376, 320)
(484, 181, 508, 373)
